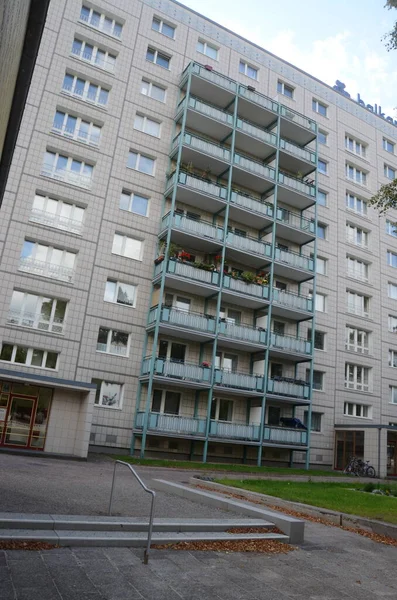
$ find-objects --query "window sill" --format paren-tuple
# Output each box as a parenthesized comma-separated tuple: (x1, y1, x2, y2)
(104, 299, 136, 309)
(132, 128, 161, 140)
(77, 19, 123, 44)
(145, 59, 171, 71)
(69, 54, 115, 77)
(152, 30, 176, 42)
(126, 166, 155, 177)
(343, 414, 372, 420)
(6, 322, 64, 336)
(197, 50, 219, 62)
(96, 350, 130, 358)
(345, 177, 367, 189)
(141, 92, 166, 104)
(59, 90, 109, 112)
(0, 360, 58, 372)
(94, 403, 123, 410)
(111, 251, 142, 261)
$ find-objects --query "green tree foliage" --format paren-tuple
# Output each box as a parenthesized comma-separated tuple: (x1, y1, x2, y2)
(384, 1, 397, 50)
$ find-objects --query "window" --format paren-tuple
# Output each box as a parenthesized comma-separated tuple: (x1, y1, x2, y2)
(344, 364, 370, 391)
(71, 39, 116, 73)
(312, 99, 327, 116)
(385, 164, 396, 180)
(273, 320, 285, 335)
(152, 17, 175, 38)
(388, 251, 397, 268)
(346, 257, 369, 282)
(79, 6, 123, 38)
(211, 398, 233, 421)
(318, 159, 328, 174)
(346, 327, 369, 354)
(347, 291, 369, 317)
(127, 151, 155, 175)
(317, 190, 327, 206)
(7, 291, 67, 334)
(152, 390, 181, 415)
(313, 292, 326, 312)
(391, 387, 397, 404)
(120, 190, 149, 216)
(146, 47, 170, 69)
(388, 315, 397, 332)
(345, 136, 366, 157)
(0, 343, 58, 369)
(19, 241, 76, 283)
(52, 110, 101, 146)
(346, 164, 367, 185)
(346, 224, 368, 248)
(133, 114, 161, 137)
(346, 193, 367, 215)
(306, 369, 324, 391)
(389, 350, 397, 368)
(41, 151, 93, 189)
(277, 81, 294, 98)
(112, 234, 143, 260)
(141, 79, 166, 102)
(304, 411, 322, 432)
(344, 401, 371, 418)
(383, 138, 395, 154)
(96, 327, 130, 356)
(92, 379, 123, 408)
(30, 194, 84, 235)
(317, 222, 327, 239)
(315, 256, 327, 275)
(62, 73, 109, 106)
(239, 60, 257, 80)
(104, 280, 136, 307)
(318, 130, 328, 145)
(308, 329, 325, 350)
(386, 220, 397, 237)
(197, 39, 218, 60)
(215, 352, 238, 372)
(389, 283, 397, 300)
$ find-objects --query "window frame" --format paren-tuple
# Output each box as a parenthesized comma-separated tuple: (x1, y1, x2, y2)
(30, 193, 85, 235)
(345, 135, 366, 157)
(344, 401, 372, 418)
(104, 279, 137, 308)
(140, 78, 166, 103)
(389, 349, 397, 368)
(318, 130, 328, 146)
(345, 192, 367, 215)
(317, 159, 328, 175)
(239, 60, 258, 80)
(112, 233, 143, 261)
(384, 164, 396, 180)
(52, 110, 101, 146)
(346, 163, 367, 186)
(146, 46, 171, 69)
(79, 6, 123, 39)
(96, 327, 130, 357)
(197, 39, 218, 60)
(312, 99, 327, 117)
(304, 410, 322, 432)
(344, 364, 370, 392)
(151, 17, 176, 39)
(62, 73, 110, 107)
(0, 343, 59, 370)
(7, 291, 67, 334)
(345, 327, 369, 354)
(346, 256, 369, 282)
(120, 190, 149, 217)
(92, 378, 124, 409)
(133, 113, 161, 138)
(346, 223, 368, 248)
(387, 250, 397, 268)
(71, 38, 116, 73)
(127, 151, 156, 176)
(277, 80, 294, 99)
(383, 138, 395, 154)
(347, 291, 369, 318)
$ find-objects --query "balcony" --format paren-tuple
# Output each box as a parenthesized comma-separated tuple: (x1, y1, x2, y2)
(273, 247, 314, 282)
(233, 152, 275, 192)
(29, 208, 83, 235)
(279, 105, 317, 146)
(19, 257, 74, 283)
(41, 163, 92, 189)
(171, 132, 231, 175)
(279, 137, 316, 176)
(161, 211, 224, 250)
(235, 118, 276, 159)
(179, 96, 233, 141)
(141, 357, 211, 387)
(263, 425, 308, 446)
(154, 259, 220, 296)
(135, 412, 206, 437)
(183, 62, 238, 106)
(237, 86, 278, 129)
(267, 377, 310, 402)
(214, 369, 265, 394)
(218, 320, 266, 349)
(275, 207, 315, 244)
(271, 288, 313, 320)
(229, 189, 274, 228)
(147, 305, 216, 341)
(166, 171, 228, 213)
(226, 232, 272, 265)
(7, 309, 64, 334)
(210, 420, 260, 442)
(269, 332, 312, 358)
(222, 274, 269, 309)
(277, 171, 316, 211)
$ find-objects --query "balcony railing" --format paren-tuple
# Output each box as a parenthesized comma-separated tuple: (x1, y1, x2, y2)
(71, 47, 115, 73)
(226, 232, 272, 258)
(279, 105, 317, 133)
(188, 62, 238, 94)
(210, 420, 260, 441)
(267, 377, 310, 399)
(278, 171, 315, 197)
(162, 212, 224, 242)
(52, 124, 100, 146)
(154, 259, 220, 287)
(19, 257, 74, 283)
(148, 305, 216, 334)
(183, 96, 234, 126)
(174, 132, 231, 162)
(274, 247, 314, 272)
(79, 12, 122, 39)
(272, 288, 313, 313)
(61, 84, 108, 107)
(135, 411, 206, 435)
(29, 208, 84, 235)
(223, 275, 269, 300)
(7, 309, 65, 334)
(219, 320, 266, 344)
(270, 332, 311, 355)
(276, 208, 315, 235)
(230, 189, 274, 218)
(214, 369, 264, 392)
(141, 357, 211, 384)
(238, 86, 278, 114)
(236, 118, 277, 146)
(96, 343, 128, 356)
(234, 153, 275, 181)
(168, 170, 228, 201)
(264, 425, 308, 446)
(279, 138, 316, 164)
(41, 164, 92, 189)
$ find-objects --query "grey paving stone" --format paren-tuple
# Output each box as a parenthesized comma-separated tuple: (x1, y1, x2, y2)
(14, 586, 62, 600)
(96, 582, 143, 600)
(0, 582, 16, 600)
(0, 552, 7, 566)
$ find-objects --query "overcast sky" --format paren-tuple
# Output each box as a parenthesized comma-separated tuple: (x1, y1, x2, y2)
(180, 0, 397, 115)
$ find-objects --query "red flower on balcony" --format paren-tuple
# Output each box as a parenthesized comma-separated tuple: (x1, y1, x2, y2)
(179, 250, 192, 261)
(202, 361, 210, 368)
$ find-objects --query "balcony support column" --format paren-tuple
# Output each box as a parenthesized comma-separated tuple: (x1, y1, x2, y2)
(289, 449, 294, 468)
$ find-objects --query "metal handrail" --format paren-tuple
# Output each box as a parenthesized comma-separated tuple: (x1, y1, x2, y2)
(109, 460, 156, 564)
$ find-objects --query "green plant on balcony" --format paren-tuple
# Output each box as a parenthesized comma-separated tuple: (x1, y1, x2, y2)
(202, 165, 212, 181)
(194, 260, 216, 271)
(168, 242, 182, 259)
(255, 271, 269, 285)
(241, 270, 256, 283)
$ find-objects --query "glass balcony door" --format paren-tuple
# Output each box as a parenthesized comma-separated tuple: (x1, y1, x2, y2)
(2, 396, 36, 447)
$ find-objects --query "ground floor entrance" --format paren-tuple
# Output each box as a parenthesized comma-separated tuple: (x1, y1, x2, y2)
(0, 381, 52, 450)
(387, 433, 397, 476)
(334, 430, 364, 470)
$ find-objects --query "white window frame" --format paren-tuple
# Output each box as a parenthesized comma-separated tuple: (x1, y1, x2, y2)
(79, 6, 123, 39)
(211, 397, 234, 422)
(152, 389, 181, 415)
(346, 163, 367, 185)
(345, 193, 367, 215)
(317, 190, 327, 206)
(71, 38, 116, 73)
(318, 130, 328, 145)
(346, 256, 369, 282)
(52, 110, 101, 146)
(345, 327, 369, 354)
(391, 387, 397, 404)
(383, 138, 395, 154)
(127, 151, 155, 176)
(384, 164, 396, 180)
(239, 60, 258, 80)
(112, 233, 143, 261)
(120, 190, 149, 217)
(317, 222, 327, 239)
(96, 327, 130, 357)
(314, 292, 326, 312)
(344, 364, 370, 392)
(152, 17, 175, 39)
(389, 350, 397, 368)
(146, 47, 171, 69)
(133, 113, 161, 138)
(388, 315, 397, 332)
(141, 79, 166, 102)
(7, 291, 67, 334)
(62, 73, 109, 107)
(315, 256, 327, 275)
(312, 99, 327, 117)
(30, 193, 85, 235)
(386, 220, 397, 237)
(304, 410, 322, 432)
(41, 151, 93, 189)
(93, 379, 124, 409)
(347, 291, 369, 318)
(388, 251, 397, 268)
(344, 401, 372, 418)
(0, 343, 59, 370)
(346, 223, 368, 248)
(196, 39, 218, 60)
(318, 159, 328, 174)
(19, 240, 76, 283)
(345, 136, 366, 157)
(277, 80, 294, 98)
(104, 279, 137, 308)
(388, 283, 397, 299)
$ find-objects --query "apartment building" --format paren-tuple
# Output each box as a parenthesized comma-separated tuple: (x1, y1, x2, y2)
(0, 0, 396, 475)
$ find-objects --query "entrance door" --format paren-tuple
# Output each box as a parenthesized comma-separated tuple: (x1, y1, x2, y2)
(3, 396, 36, 447)
(387, 440, 397, 476)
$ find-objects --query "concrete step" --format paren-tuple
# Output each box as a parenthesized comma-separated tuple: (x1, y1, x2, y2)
(0, 514, 273, 532)
(0, 529, 289, 547)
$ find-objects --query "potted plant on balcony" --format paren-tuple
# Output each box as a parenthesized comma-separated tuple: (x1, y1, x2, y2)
(241, 270, 256, 284)
(255, 271, 269, 285)
(202, 166, 212, 182)
(201, 361, 210, 368)
(168, 243, 181, 259)
(179, 250, 193, 262)
(154, 242, 166, 265)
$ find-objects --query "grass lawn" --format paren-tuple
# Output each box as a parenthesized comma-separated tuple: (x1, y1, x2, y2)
(216, 479, 397, 524)
(111, 455, 343, 477)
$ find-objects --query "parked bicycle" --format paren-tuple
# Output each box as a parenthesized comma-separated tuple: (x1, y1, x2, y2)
(343, 456, 376, 477)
